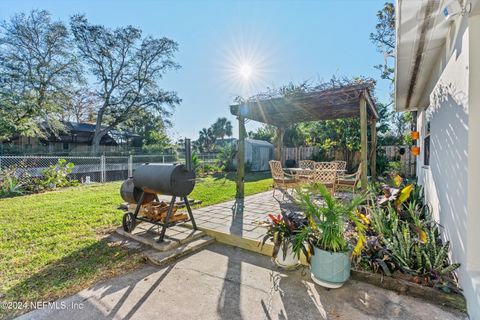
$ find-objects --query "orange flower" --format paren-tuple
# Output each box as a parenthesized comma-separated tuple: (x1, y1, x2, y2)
(268, 213, 281, 224)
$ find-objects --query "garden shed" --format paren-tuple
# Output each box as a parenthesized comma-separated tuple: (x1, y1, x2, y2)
(233, 139, 274, 172)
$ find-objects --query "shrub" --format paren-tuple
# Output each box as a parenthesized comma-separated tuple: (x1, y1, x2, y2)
(41, 159, 79, 190)
(293, 184, 366, 259)
(388, 161, 402, 175)
(376, 148, 390, 176)
(0, 167, 25, 198)
(217, 144, 236, 172)
(360, 182, 461, 293)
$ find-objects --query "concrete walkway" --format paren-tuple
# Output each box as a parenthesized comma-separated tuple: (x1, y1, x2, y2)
(17, 243, 466, 320)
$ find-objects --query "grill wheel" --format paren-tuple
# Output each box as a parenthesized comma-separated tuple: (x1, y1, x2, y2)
(122, 212, 136, 232)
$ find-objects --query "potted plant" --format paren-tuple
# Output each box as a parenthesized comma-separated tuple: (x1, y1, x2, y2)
(293, 184, 366, 288)
(261, 212, 306, 268)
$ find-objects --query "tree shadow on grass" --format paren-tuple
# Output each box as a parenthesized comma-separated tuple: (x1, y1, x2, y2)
(6, 239, 141, 311)
(5, 246, 178, 320)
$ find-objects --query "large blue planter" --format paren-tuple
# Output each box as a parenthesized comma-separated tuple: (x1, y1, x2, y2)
(310, 246, 351, 288)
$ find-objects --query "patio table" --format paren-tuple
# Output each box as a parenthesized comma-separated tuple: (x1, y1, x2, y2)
(285, 168, 346, 175)
(285, 167, 314, 182)
(286, 167, 347, 182)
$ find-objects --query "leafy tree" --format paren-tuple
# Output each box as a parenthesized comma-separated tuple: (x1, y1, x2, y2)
(70, 15, 180, 153)
(371, 2, 411, 145)
(298, 119, 361, 165)
(118, 109, 170, 152)
(211, 117, 233, 140)
(248, 124, 276, 143)
(392, 112, 413, 144)
(375, 102, 392, 135)
(0, 10, 81, 139)
(283, 124, 308, 147)
(370, 2, 395, 82)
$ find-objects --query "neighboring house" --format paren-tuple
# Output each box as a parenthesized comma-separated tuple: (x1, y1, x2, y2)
(3, 122, 140, 154)
(396, 0, 480, 317)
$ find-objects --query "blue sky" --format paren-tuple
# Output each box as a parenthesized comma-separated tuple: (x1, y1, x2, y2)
(0, 0, 391, 140)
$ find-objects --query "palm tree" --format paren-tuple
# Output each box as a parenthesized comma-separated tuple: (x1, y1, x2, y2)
(211, 117, 233, 141)
(198, 127, 216, 152)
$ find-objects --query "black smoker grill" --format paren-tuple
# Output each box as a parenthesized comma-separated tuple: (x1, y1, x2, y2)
(120, 139, 197, 242)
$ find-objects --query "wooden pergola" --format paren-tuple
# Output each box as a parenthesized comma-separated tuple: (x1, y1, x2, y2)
(230, 82, 378, 198)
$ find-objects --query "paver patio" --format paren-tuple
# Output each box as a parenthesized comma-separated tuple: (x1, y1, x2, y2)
(191, 190, 299, 241)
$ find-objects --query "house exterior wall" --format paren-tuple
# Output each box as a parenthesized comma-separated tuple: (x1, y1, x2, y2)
(416, 11, 480, 318)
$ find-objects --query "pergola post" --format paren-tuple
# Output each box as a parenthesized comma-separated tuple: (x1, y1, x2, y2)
(359, 95, 368, 191)
(236, 115, 246, 198)
(370, 117, 377, 182)
(275, 127, 284, 164)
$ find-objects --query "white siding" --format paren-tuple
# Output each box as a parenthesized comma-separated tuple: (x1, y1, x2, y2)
(416, 12, 480, 318)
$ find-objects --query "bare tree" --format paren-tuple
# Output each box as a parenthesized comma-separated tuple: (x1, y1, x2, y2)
(70, 15, 181, 153)
(62, 88, 98, 123)
(0, 10, 81, 139)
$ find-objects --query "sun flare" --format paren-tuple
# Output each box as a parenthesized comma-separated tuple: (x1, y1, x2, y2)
(215, 27, 279, 98)
(239, 64, 253, 79)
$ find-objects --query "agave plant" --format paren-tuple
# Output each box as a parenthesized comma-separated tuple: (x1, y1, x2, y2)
(419, 226, 460, 292)
(382, 224, 421, 274)
(292, 184, 367, 261)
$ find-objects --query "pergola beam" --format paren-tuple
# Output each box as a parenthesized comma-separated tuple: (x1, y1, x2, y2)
(370, 117, 377, 182)
(275, 127, 284, 163)
(359, 95, 369, 191)
(236, 115, 246, 199)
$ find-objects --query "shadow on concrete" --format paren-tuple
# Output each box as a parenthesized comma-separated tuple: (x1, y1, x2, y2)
(207, 244, 327, 320)
(106, 263, 176, 320)
(14, 242, 466, 320)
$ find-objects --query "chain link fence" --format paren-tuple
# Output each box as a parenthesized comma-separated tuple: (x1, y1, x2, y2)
(0, 154, 185, 184)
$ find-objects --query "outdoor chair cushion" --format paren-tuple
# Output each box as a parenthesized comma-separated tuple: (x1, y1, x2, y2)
(274, 178, 298, 184)
(337, 179, 355, 186)
(317, 182, 334, 188)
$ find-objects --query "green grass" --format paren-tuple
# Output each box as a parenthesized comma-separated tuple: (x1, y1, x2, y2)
(190, 171, 272, 206)
(0, 172, 271, 318)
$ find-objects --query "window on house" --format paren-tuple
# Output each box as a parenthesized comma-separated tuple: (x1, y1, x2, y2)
(424, 121, 430, 166)
(63, 142, 69, 150)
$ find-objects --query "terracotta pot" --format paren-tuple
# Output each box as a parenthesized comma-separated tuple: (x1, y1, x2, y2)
(411, 146, 420, 156)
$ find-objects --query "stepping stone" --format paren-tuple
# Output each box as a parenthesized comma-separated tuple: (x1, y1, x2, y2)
(143, 236, 215, 267)
(116, 222, 206, 252)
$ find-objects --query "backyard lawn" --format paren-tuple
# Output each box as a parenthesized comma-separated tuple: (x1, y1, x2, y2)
(0, 172, 272, 318)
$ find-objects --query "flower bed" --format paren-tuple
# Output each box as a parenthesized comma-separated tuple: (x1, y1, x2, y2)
(352, 176, 461, 295)
(261, 174, 465, 310)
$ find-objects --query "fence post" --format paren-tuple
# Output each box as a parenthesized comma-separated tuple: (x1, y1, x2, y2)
(162, 155, 165, 163)
(128, 155, 133, 177)
(100, 155, 106, 183)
